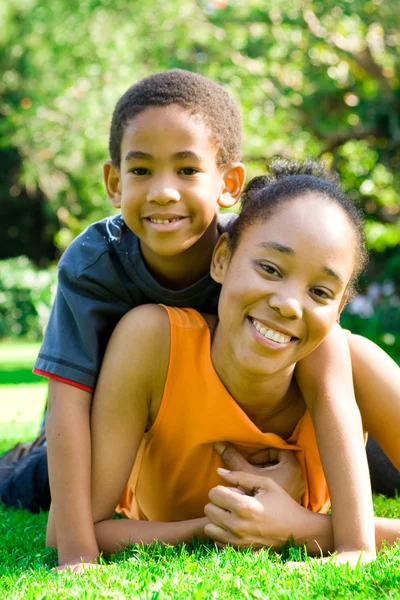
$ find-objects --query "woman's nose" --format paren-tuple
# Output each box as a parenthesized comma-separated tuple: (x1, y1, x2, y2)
(268, 293, 303, 320)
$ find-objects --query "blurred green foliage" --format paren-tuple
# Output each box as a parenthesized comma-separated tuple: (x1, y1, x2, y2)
(342, 251, 400, 363)
(0, 0, 398, 352)
(0, 257, 56, 340)
(0, 0, 399, 263)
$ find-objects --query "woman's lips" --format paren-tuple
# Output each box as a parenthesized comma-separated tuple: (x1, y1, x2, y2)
(248, 317, 298, 350)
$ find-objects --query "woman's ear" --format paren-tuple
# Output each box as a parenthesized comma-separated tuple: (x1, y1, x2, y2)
(211, 232, 232, 283)
(336, 291, 350, 323)
(103, 161, 122, 208)
(218, 163, 246, 209)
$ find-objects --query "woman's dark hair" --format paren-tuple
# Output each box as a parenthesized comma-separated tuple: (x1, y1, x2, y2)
(230, 158, 367, 299)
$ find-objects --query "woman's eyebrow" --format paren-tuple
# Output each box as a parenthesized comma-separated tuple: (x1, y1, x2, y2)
(257, 242, 344, 285)
(257, 241, 294, 254)
(323, 266, 343, 285)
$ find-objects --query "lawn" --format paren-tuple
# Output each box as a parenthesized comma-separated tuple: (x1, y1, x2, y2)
(1, 342, 400, 599)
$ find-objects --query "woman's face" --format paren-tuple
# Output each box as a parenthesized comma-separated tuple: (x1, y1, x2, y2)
(211, 193, 357, 376)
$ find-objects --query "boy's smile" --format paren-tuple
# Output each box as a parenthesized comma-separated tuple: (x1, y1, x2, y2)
(104, 105, 244, 288)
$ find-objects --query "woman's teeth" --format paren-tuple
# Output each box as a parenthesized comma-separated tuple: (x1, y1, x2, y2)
(251, 318, 291, 344)
(149, 217, 181, 224)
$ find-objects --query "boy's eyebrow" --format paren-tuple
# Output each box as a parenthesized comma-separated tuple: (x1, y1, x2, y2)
(124, 150, 203, 162)
(257, 242, 344, 284)
(125, 151, 152, 161)
(173, 150, 202, 161)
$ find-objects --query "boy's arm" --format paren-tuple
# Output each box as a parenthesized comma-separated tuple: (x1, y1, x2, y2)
(90, 305, 209, 555)
(37, 231, 133, 566)
(295, 325, 376, 559)
(46, 381, 99, 566)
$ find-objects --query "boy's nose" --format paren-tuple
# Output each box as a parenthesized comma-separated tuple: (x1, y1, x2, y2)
(147, 187, 180, 204)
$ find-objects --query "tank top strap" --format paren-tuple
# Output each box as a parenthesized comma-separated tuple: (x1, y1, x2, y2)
(159, 305, 210, 331)
(146, 305, 213, 440)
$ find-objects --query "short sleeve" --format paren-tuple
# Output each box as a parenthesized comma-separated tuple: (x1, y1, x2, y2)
(34, 245, 132, 389)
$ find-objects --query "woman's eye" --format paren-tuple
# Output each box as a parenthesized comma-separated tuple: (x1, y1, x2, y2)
(130, 168, 150, 176)
(311, 288, 331, 300)
(260, 263, 280, 277)
(179, 167, 198, 175)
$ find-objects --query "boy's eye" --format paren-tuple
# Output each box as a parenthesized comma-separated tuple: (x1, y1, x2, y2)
(130, 168, 150, 176)
(260, 263, 281, 277)
(179, 167, 198, 176)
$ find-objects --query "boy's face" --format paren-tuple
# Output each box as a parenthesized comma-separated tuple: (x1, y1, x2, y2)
(104, 105, 244, 264)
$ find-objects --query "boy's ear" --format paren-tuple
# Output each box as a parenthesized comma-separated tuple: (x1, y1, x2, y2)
(103, 161, 122, 208)
(218, 163, 246, 209)
(210, 232, 232, 283)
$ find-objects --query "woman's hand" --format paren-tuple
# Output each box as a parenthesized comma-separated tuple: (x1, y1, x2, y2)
(204, 469, 311, 549)
(214, 443, 305, 502)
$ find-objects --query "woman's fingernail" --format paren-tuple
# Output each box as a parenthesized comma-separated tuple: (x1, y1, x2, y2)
(214, 442, 227, 454)
(217, 468, 231, 474)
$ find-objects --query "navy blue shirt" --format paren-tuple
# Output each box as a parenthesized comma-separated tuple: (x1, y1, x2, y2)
(34, 213, 236, 389)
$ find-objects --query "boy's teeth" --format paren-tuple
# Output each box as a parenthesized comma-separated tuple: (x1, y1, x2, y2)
(150, 217, 181, 224)
(252, 319, 291, 344)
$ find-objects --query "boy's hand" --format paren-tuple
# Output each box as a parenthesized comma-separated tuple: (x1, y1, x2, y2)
(214, 443, 305, 502)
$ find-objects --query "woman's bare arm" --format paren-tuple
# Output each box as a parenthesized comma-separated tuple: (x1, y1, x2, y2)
(295, 325, 376, 560)
(90, 304, 209, 555)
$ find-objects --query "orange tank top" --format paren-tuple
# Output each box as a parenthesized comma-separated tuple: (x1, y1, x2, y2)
(117, 306, 330, 520)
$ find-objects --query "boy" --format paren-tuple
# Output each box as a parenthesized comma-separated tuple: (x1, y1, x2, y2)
(35, 69, 246, 569)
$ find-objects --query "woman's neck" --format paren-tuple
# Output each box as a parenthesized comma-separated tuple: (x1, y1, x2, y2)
(211, 323, 297, 424)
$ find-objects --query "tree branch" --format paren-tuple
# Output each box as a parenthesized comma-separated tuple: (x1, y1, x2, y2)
(302, 4, 393, 98)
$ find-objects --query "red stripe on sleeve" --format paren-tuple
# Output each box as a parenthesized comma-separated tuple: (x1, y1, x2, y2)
(33, 368, 94, 393)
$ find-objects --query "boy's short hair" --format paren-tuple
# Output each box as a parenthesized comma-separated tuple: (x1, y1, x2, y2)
(109, 69, 242, 169)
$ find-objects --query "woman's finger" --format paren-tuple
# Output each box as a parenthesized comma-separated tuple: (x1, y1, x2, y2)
(214, 442, 254, 473)
(249, 448, 279, 465)
(208, 484, 247, 512)
(204, 522, 241, 546)
(204, 502, 231, 529)
(216, 468, 276, 495)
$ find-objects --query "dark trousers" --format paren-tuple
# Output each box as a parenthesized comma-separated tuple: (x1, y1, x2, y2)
(0, 438, 399, 513)
(0, 445, 50, 512)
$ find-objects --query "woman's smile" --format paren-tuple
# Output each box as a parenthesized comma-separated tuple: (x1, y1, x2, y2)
(248, 317, 298, 350)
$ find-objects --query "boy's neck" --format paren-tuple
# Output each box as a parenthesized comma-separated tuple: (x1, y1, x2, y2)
(140, 221, 219, 291)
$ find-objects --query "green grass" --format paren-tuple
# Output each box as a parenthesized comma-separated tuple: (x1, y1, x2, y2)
(0, 341, 47, 451)
(1, 342, 400, 599)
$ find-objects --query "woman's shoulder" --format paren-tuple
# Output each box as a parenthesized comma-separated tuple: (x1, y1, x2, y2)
(112, 305, 171, 378)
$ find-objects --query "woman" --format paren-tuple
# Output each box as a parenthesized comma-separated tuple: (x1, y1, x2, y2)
(73, 160, 400, 567)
